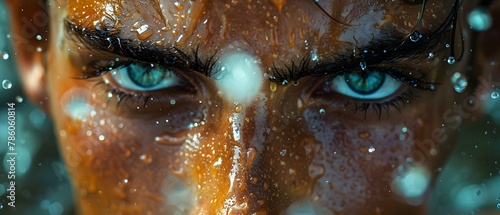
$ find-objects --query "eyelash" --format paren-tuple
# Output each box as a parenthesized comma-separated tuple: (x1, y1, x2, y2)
(79, 60, 178, 108)
(321, 67, 434, 118)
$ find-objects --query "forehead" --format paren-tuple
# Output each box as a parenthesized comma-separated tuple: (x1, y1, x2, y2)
(62, 0, 454, 60)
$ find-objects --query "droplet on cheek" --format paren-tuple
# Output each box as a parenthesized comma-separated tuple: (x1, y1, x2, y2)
(162, 175, 195, 213)
(391, 165, 431, 206)
(61, 88, 95, 122)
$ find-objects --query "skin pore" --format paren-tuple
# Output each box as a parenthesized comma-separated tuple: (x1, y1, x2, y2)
(8, 0, 497, 214)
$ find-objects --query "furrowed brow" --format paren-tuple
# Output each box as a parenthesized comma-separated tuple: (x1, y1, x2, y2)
(63, 18, 218, 77)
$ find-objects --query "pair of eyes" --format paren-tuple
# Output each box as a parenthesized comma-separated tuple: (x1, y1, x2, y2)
(109, 62, 402, 101)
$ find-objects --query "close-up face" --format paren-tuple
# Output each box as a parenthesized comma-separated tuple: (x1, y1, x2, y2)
(4, 0, 500, 214)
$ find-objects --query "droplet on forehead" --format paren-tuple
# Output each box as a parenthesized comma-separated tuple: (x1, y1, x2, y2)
(214, 49, 263, 105)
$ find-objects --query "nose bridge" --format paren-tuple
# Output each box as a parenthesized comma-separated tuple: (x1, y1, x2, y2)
(186, 108, 251, 214)
(188, 48, 267, 213)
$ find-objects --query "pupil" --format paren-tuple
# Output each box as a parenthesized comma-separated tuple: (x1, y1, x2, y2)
(345, 69, 385, 95)
(127, 64, 165, 88)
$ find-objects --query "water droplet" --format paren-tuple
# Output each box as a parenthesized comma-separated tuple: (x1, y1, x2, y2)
(428, 52, 434, 58)
(308, 163, 325, 179)
(270, 82, 277, 92)
(36, 47, 43, 52)
(140, 154, 153, 164)
(402, 127, 408, 132)
(409, 31, 422, 42)
(497, 203, 500, 209)
(319, 108, 326, 115)
(311, 47, 319, 61)
(16, 96, 23, 103)
(170, 99, 176, 105)
(451, 72, 468, 93)
(368, 146, 375, 153)
(36, 35, 43, 40)
(123, 178, 129, 184)
(468, 7, 492, 31)
(491, 91, 499, 99)
(135, 24, 153, 40)
(282, 80, 289, 85)
(359, 61, 367, 71)
(98, 135, 105, 141)
(447, 56, 456, 65)
(173, 1, 184, 10)
(280, 149, 287, 156)
(1, 51, 9, 60)
(2, 79, 12, 89)
(234, 104, 242, 113)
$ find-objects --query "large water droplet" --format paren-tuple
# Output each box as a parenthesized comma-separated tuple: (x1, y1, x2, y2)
(491, 91, 499, 99)
(451, 72, 468, 93)
(468, 7, 492, 31)
(1, 51, 9, 60)
(2, 79, 12, 89)
(447, 56, 456, 65)
(409, 31, 422, 42)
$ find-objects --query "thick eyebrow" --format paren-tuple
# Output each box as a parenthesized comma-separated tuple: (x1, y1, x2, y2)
(64, 18, 218, 78)
(271, 5, 458, 83)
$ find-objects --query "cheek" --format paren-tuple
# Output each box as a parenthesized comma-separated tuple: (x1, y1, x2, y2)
(298, 104, 446, 212)
(49, 79, 214, 213)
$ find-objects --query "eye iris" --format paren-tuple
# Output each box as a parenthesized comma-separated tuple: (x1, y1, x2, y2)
(127, 64, 165, 88)
(345, 69, 385, 95)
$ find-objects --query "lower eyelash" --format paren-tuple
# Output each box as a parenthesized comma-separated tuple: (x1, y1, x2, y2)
(348, 90, 420, 119)
(91, 79, 153, 109)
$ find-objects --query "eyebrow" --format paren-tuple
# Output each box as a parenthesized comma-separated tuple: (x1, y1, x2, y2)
(64, 8, 455, 83)
(64, 19, 218, 78)
(271, 8, 458, 82)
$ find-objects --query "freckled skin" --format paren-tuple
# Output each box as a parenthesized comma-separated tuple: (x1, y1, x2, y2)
(37, 0, 471, 214)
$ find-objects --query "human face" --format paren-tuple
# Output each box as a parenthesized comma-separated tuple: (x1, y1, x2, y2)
(39, 0, 478, 214)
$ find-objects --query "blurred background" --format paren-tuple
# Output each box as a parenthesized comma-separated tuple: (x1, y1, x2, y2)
(0, 1, 499, 215)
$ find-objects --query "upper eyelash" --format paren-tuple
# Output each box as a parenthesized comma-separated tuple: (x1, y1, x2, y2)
(73, 45, 219, 80)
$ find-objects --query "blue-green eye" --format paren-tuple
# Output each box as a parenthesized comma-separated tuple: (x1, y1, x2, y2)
(345, 70, 385, 94)
(330, 69, 402, 100)
(108, 63, 183, 91)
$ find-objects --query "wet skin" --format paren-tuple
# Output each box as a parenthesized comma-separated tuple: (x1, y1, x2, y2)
(20, 0, 480, 214)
